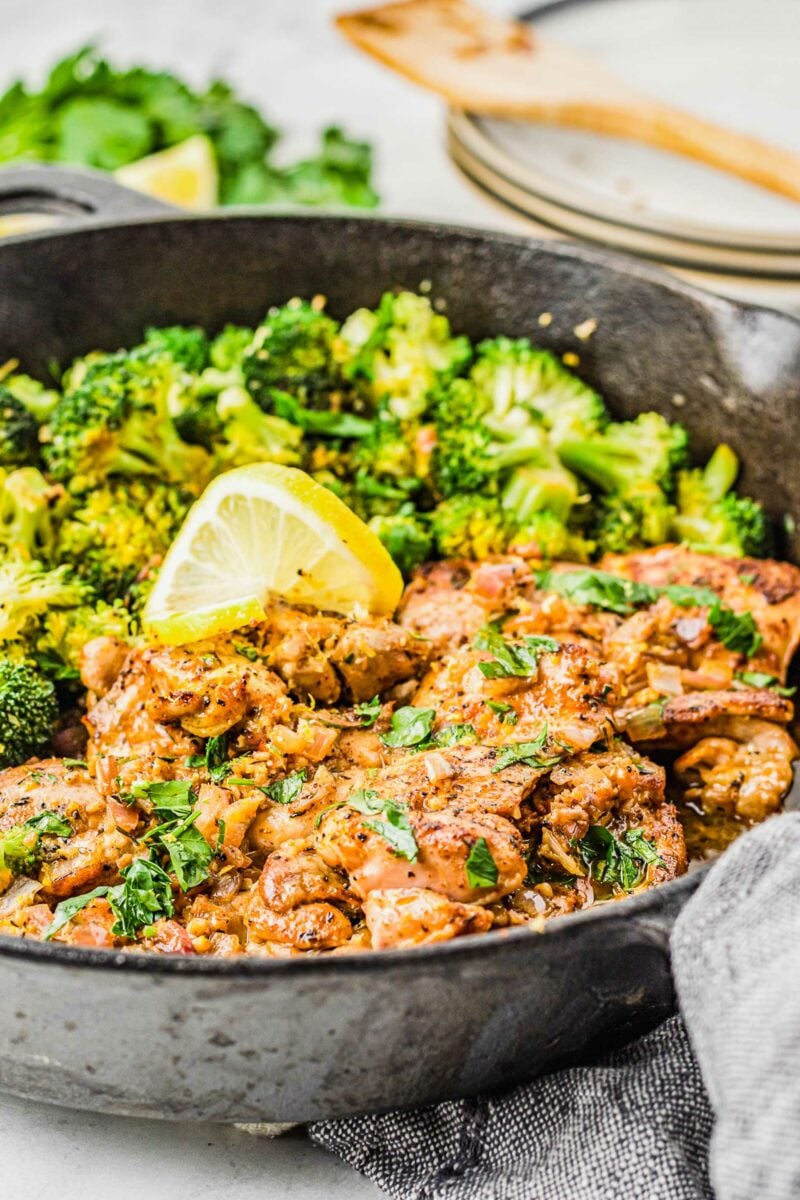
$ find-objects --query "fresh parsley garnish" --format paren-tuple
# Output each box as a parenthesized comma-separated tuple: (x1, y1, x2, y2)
(473, 629, 559, 679)
(45, 856, 177, 942)
(465, 837, 498, 888)
(380, 706, 436, 749)
(354, 695, 381, 728)
(348, 788, 418, 862)
(486, 700, 518, 725)
(491, 725, 566, 773)
(577, 826, 663, 891)
(432, 723, 477, 748)
(708, 602, 762, 656)
(132, 779, 195, 813)
(44, 887, 113, 940)
(735, 670, 796, 697)
(266, 769, 307, 805)
(186, 735, 232, 783)
(234, 643, 261, 662)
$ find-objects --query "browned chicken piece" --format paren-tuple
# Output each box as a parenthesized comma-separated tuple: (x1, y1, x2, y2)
(398, 557, 534, 656)
(80, 635, 130, 697)
(247, 760, 362, 856)
(625, 688, 794, 749)
(674, 720, 798, 823)
(260, 601, 430, 703)
(246, 887, 353, 950)
(602, 545, 800, 680)
(258, 838, 352, 912)
(317, 803, 526, 904)
(414, 641, 617, 754)
(0, 759, 133, 898)
(364, 887, 493, 949)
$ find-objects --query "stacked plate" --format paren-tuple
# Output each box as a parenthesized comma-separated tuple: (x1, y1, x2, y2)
(448, 0, 800, 309)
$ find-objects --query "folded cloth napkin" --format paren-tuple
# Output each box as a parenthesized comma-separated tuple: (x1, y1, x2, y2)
(310, 813, 800, 1200)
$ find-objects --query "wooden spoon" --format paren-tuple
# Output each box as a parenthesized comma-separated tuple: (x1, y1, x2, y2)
(337, 0, 800, 203)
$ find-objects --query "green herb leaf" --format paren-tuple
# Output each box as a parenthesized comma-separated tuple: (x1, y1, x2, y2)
(133, 779, 195, 817)
(44, 886, 111, 941)
(380, 706, 436, 749)
(204, 734, 232, 783)
(266, 769, 307, 805)
(354, 695, 382, 728)
(486, 700, 518, 725)
(735, 670, 796, 697)
(433, 723, 477, 748)
(491, 725, 566, 773)
(465, 837, 498, 888)
(474, 629, 559, 679)
(107, 857, 174, 938)
(577, 825, 663, 891)
(708, 602, 763, 656)
(234, 643, 260, 662)
(24, 812, 73, 838)
(536, 568, 656, 615)
(348, 789, 418, 861)
(162, 819, 214, 891)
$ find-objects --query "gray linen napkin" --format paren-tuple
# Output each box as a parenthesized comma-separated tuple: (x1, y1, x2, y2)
(311, 813, 800, 1199)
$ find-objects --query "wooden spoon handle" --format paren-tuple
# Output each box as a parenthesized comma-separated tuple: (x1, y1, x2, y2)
(558, 99, 800, 204)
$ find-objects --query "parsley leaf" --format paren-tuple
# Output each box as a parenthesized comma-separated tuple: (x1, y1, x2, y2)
(44, 886, 112, 941)
(735, 670, 796, 697)
(204, 734, 232, 783)
(474, 629, 559, 679)
(348, 788, 418, 862)
(354, 695, 381, 728)
(161, 819, 214, 891)
(133, 779, 195, 816)
(708, 602, 762, 656)
(577, 826, 663, 891)
(536, 568, 656, 615)
(486, 700, 518, 725)
(432, 723, 477, 748)
(491, 725, 566, 773)
(107, 857, 174, 938)
(465, 837, 498, 888)
(234, 643, 261, 662)
(25, 813, 73, 837)
(266, 769, 307, 805)
(380, 706, 436, 749)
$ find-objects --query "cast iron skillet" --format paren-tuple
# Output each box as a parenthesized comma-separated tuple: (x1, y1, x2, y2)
(0, 165, 799, 1123)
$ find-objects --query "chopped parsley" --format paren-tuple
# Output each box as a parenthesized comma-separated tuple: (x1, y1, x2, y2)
(44, 887, 113, 940)
(735, 670, 796, 697)
(266, 769, 307, 805)
(432, 723, 477, 748)
(577, 825, 663, 891)
(44, 856, 176, 941)
(473, 629, 559, 679)
(234, 643, 261, 662)
(708, 602, 762, 656)
(354, 695, 382, 728)
(131, 779, 195, 812)
(491, 725, 566, 773)
(380, 706, 436, 749)
(186, 734, 232, 783)
(486, 700, 518, 725)
(465, 837, 498, 888)
(348, 788, 418, 862)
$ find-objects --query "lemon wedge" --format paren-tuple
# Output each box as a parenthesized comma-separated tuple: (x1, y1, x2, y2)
(115, 134, 218, 210)
(142, 464, 404, 644)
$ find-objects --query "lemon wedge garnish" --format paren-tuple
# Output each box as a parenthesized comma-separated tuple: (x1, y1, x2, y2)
(142, 464, 404, 645)
(115, 134, 218, 210)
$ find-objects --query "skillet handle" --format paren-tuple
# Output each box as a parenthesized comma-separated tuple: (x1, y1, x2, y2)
(0, 164, 175, 222)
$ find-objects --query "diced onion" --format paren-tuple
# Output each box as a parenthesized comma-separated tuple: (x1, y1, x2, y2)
(646, 663, 683, 696)
(624, 703, 667, 741)
(0, 876, 41, 918)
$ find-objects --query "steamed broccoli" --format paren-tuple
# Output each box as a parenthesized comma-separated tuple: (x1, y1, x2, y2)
(368, 509, 433, 577)
(0, 388, 40, 467)
(0, 657, 58, 768)
(471, 338, 607, 447)
(430, 495, 508, 560)
(38, 597, 132, 676)
(672, 444, 772, 558)
(348, 406, 428, 518)
(214, 386, 303, 467)
(142, 325, 210, 373)
(242, 299, 341, 408)
(340, 292, 471, 420)
(501, 461, 594, 561)
(2, 371, 60, 423)
(559, 413, 689, 554)
(43, 349, 212, 491)
(209, 325, 254, 371)
(0, 559, 87, 649)
(0, 467, 64, 561)
(54, 479, 190, 602)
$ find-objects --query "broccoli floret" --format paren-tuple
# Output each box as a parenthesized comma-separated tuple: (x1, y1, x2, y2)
(43, 350, 212, 491)
(339, 292, 471, 420)
(368, 509, 433, 577)
(0, 388, 40, 467)
(142, 325, 210, 373)
(672, 444, 772, 557)
(214, 386, 303, 467)
(209, 325, 254, 371)
(2, 371, 60, 422)
(430, 495, 508, 560)
(0, 658, 58, 768)
(471, 338, 607, 447)
(0, 467, 64, 561)
(348, 407, 428, 517)
(510, 512, 594, 562)
(591, 486, 675, 554)
(429, 379, 495, 498)
(38, 598, 132, 676)
(55, 480, 190, 602)
(559, 412, 689, 495)
(242, 299, 341, 409)
(0, 559, 88, 649)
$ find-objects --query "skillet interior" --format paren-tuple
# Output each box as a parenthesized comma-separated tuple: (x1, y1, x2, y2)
(0, 173, 799, 1120)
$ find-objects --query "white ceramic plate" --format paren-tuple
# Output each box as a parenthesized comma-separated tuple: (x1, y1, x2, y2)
(450, 0, 800, 267)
